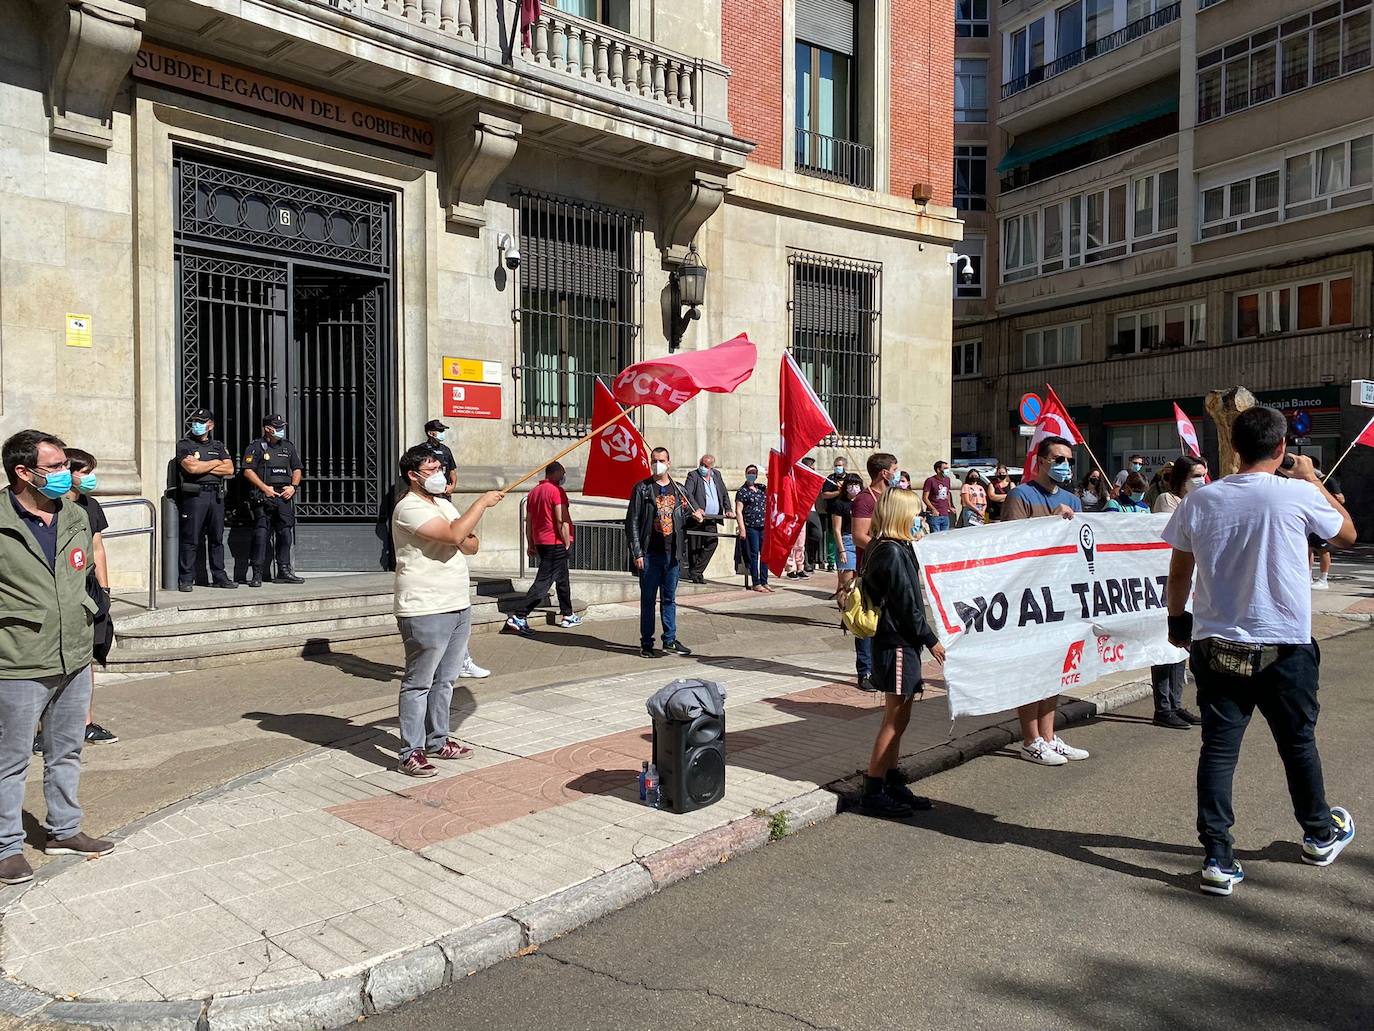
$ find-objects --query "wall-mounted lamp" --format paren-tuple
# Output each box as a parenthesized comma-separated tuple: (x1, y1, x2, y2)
(668, 242, 707, 352)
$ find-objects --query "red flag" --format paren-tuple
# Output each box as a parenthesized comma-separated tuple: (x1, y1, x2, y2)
(1356, 414, 1374, 448)
(520, 0, 541, 47)
(1024, 386, 1085, 480)
(611, 334, 756, 414)
(762, 450, 826, 577)
(1174, 403, 1202, 458)
(779, 352, 835, 463)
(582, 379, 650, 500)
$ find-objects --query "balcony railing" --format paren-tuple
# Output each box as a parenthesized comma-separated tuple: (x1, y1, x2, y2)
(1002, 2, 1181, 99)
(794, 128, 875, 189)
(341, 0, 480, 42)
(521, 7, 725, 125)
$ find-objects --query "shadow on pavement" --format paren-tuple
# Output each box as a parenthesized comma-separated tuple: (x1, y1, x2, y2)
(303, 648, 403, 683)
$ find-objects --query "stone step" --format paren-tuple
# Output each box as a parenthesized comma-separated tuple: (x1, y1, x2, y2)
(102, 598, 578, 673)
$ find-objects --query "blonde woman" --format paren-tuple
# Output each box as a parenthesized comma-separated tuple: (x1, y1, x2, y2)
(857, 488, 946, 818)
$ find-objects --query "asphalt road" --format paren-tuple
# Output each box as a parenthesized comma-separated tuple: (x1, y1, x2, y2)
(370, 626, 1374, 1031)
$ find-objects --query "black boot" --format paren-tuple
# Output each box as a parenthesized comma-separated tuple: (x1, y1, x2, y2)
(276, 569, 305, 585)
(858, 776, 913, 819)
(884, 769, 933, 811)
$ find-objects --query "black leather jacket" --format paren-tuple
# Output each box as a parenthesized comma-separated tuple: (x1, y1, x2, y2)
(625, 477, 697, 565)
(862, 538, 939, 652)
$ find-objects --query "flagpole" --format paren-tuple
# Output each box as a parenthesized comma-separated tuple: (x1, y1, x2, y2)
(500, 409, 633, 494)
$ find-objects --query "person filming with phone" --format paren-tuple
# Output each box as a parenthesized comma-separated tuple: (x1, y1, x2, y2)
(1162, 406, 1356, 897)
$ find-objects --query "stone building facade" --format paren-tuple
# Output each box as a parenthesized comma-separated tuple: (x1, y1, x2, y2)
(953, 0, 1374, 532)
(0, 0, 960, 584)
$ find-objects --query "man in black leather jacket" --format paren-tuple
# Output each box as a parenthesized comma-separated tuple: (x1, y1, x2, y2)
(625, 447, 704, 658)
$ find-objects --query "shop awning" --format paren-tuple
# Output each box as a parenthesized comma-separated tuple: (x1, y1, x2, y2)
(995, 98, 1179, 174)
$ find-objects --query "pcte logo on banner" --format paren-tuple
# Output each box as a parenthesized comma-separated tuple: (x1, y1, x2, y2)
(1061, 640, 1085, 686)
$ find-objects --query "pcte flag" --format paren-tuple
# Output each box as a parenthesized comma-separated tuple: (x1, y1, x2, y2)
(1023, 386, 1085, 480)
(915, 515, 1186, 718)
(1174, 403, 1202, 458)
(762, 449, 826, 576)
(582, 378, 650, 500)
(611, 334, 757, 413)
(1356, 413, 1374, 448)
(778, 352, 836, 464)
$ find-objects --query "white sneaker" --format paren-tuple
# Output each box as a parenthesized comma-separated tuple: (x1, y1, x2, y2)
(1020, 737, 1068, 766)
(1049, 736, 1090, 761)
(459, 658, 490, 679)
(1312, 577, 1329, 590)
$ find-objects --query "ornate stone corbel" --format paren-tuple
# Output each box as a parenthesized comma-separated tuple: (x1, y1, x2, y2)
(33, 0, 144, 151)
(440, 108, 522, 229)
(657, 170, 730, 267)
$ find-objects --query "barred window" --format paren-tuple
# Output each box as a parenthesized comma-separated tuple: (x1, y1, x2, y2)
(514, 190, 643, 437)
(788, 252, 882, 446)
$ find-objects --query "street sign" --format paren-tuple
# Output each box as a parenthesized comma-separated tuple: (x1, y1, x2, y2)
(959, 434, 978, 454)
(1292, 410, 1312, 435)
(1018, 393, 1043, 425)
(442, 356, 502, 384)
(1353, 380, 1374, 408)
(442, 381, 502, 419)
(1018, 424, 1036, 437)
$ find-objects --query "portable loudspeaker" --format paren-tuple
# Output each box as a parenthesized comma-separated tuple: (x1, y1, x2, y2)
(653, 712, 726, 814)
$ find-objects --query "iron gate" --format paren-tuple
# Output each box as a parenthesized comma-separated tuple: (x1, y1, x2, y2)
(174, 151, 396, 568)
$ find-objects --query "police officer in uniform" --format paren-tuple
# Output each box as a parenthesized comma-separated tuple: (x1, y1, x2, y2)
(242, 414, 305, 587)
(423, 419, 457, 495)
(176, 408, 236, 592)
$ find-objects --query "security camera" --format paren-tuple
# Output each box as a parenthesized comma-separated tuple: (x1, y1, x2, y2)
(497, 232, 520, 271)
(947, 252, 974, 282)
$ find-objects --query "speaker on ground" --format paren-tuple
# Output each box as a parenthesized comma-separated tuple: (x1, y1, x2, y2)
(653, 712, 725, 814)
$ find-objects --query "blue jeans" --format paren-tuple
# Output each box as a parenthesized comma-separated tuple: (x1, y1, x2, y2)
(640, 550, 680, 648)
(927, 515, 950, 532)
(744, 525, 768, 586)
(855, 636, 873, 677)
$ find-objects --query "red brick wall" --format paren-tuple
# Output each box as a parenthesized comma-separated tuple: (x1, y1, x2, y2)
(722, 0, 783, 168)
(890, 0, 955, 205)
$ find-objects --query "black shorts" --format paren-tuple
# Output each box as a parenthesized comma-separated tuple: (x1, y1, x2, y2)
(1307, 533, 1330, 553)
(871, 642, 925, 699)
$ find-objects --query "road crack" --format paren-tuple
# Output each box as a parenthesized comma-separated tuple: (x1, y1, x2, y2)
(539, 951, 840, 1030)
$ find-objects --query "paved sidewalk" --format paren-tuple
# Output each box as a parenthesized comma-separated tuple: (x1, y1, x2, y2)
(2, 562, 1370, 1027)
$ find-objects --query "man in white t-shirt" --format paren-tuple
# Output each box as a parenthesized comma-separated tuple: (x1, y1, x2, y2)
(391, 445, 503, 777)
(1163, 406, 1356, 897)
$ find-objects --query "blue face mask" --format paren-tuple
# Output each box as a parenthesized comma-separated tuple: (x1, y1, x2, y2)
(699, 465, 710, 477)
(746, 473, 758, 484)
(190, 421, 209, 437)
(1130, 492, 1145, 504)
(1049, 461, 1073, 484)
(77, 473, 97, 494)
(36, 469, 73, 500)
(433, 431, 446, 443)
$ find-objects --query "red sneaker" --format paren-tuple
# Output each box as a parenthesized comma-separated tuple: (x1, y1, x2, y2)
(398, 750, 438, 777)
(426, 739, 475, 760)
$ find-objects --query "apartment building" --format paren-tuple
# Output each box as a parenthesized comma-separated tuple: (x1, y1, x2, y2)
(953, 0, 1374, 531)
(0, 0, 959, 583)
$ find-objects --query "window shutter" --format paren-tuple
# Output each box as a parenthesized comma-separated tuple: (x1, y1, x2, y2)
(797, 0, 855, 56)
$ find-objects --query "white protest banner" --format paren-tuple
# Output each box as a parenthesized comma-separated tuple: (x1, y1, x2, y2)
(915, 514, 1186, 718)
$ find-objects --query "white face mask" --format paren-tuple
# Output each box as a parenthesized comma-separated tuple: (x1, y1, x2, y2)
(1185, 476, 1206, 493)
(846, 485, 861, 498)
(652, 461, 668, 477)
(421, 471, 448, 495)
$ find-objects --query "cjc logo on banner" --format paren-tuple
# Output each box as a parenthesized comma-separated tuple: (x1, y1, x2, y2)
(916, 514, 1187, 718)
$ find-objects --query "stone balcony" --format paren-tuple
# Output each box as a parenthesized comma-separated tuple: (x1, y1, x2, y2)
(123, 0, 747, 231)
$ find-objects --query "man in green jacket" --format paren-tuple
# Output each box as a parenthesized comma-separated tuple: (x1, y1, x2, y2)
(0, 430, 113, 885)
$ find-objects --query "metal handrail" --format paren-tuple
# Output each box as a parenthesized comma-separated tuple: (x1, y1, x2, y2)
(1002, 2, 1181, 99)
(99, 498, 158, 611)
(794, 128, 875, 189)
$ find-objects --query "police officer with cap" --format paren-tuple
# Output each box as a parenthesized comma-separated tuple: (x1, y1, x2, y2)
(175, 408, 236, 592)
(242, 414, 305, 587)
(423, 420, 457, 495)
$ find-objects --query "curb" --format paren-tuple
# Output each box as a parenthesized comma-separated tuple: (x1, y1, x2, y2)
(0, 674, 1153, 1029)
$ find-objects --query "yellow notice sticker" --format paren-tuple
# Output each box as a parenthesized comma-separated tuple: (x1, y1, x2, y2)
(65, 314, 92, 348)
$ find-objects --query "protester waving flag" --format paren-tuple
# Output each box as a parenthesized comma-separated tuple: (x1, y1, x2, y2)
(582, 379, 650, 500)
(762, 449, 827, 576)
(779, 352, 835, 463)
(611, 333, 757, 413)
(1024, 386, 1085, 480)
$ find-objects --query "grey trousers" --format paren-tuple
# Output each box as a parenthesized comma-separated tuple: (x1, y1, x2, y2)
(396, 609, 472, 761)
(0, 667, 92, 858)
(1151, 661, 1187, 714)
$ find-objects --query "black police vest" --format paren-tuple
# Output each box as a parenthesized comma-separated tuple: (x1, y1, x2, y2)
(247, 439, 296, 487)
